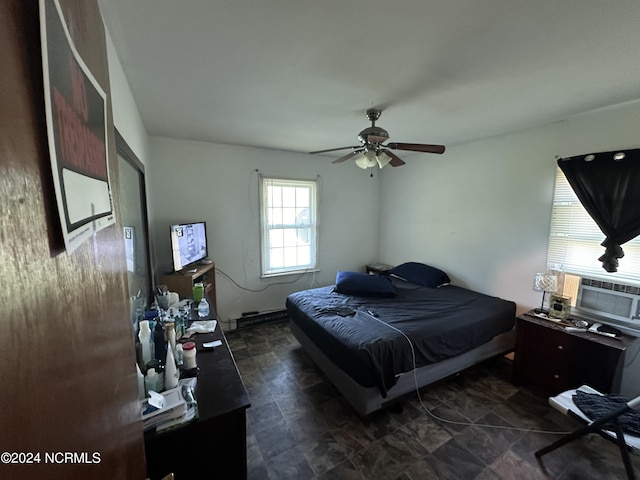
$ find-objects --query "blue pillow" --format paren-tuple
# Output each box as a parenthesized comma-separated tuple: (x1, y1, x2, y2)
(335, 271, 397, 296)
(386, 262, 450, 288)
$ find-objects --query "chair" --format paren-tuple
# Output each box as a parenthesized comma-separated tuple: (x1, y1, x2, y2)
(536, 385, 640, 480)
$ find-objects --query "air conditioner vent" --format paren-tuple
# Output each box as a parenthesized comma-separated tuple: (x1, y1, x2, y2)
(626, 285, 640, 295)
(576, 278, 640, 325)
(581, 289, 633, 317)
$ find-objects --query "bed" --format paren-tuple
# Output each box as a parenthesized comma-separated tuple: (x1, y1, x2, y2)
(285, 263, 517, 416)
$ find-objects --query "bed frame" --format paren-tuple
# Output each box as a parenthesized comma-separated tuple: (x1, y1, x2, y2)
(290, 320, 516, 416)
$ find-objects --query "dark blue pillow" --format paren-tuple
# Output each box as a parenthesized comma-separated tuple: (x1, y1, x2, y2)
(335, 271, 397, 296)
(386, 262, 450, 288)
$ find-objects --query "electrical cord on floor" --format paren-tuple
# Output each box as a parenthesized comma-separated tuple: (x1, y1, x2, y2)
(362, 309, 573, 435)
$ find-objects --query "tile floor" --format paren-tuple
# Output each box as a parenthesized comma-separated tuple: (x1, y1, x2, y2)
(225, 320, 640, 480)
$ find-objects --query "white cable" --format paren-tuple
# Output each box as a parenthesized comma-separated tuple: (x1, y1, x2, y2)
(362, 309, 572, 435)
(216, 267, 312, 292)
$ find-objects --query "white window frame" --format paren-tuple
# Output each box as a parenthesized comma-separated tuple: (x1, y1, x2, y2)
(260, 176, 317, 277)
(547, 167, 640, 286)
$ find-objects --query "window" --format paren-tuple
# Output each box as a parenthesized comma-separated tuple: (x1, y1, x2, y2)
(547, 167, 640, 285)
(260, 177, 317, 276)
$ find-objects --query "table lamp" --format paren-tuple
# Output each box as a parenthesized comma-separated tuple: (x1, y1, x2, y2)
(533, 272, 558, 314)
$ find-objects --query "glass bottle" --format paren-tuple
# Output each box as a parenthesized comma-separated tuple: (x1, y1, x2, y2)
(153, 321, 166, 362)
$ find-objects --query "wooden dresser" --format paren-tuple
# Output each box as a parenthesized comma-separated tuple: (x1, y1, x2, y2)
(144, 304, 250, 479)
(512, 310, 637, 396)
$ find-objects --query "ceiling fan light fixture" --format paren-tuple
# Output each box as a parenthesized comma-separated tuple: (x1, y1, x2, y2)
(355, 154, 372, 169)
(355, 150, 378, 169)
(354, 156, 367, 169)
(309, 108, 446, 170)
(377, 151, 392, 168)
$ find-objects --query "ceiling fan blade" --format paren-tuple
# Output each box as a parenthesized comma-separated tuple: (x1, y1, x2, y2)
(309, 145, 361, 154)
(381, 149, 406, 167)
(332, 150, 363, 164)
(386, 142, 446, 154)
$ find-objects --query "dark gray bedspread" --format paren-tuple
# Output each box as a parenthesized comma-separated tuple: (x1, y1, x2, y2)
(286, 283, 516, 396)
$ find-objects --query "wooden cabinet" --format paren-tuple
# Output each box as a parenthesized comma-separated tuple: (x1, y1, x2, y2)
(144, 305, 250, 479)
(160, 262, 216, 311)
(513, 311, 636, 396)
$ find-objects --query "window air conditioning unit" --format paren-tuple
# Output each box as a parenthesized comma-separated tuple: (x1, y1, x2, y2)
(575, 278, 640, 327)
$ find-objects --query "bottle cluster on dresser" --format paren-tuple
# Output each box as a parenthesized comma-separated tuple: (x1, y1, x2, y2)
(135, 303, 199, 400)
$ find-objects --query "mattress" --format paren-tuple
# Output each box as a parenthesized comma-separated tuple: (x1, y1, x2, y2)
(286, 281, 516, 396)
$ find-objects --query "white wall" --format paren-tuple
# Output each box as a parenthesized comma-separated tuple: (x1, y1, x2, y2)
(104, 26, 149, 164)
(147, 137, 381, 325)
(102, 23, 160, 298)
(379, 101, 640, 315)
(102, 9, 640, 323)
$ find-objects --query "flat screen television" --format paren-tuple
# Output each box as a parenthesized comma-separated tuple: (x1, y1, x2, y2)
(170, 221, 208, 272)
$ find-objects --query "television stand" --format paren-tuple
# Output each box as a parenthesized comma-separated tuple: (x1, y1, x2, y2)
(160, 262, 216, 311)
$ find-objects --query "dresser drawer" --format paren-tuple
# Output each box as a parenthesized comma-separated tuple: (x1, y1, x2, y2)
(513, 313, 629, 396)
(517, 335, 573, 393)
(519, 322, 576, 361)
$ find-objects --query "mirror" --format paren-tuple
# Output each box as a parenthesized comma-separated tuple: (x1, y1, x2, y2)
(116, 130, 152, 325)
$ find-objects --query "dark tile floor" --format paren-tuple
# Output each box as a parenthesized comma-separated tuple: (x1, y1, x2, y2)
(225, 320, 640, 480)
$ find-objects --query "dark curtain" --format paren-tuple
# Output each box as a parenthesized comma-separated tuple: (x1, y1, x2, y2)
(558, 148, 640, 272)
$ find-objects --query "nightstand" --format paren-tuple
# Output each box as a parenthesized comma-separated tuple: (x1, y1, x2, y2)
(365, 263, 393, 275)
(512, 310, 636, 396)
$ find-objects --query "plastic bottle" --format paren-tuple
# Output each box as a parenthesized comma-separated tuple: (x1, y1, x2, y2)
(182, 341, 197, 370)
(144, 368, 159, 396)
(175, 309, 185, 339)
(175, 343, 184, 368)
(136, 363, 145, 401)
(166, 321, 176, 360)
(138, 320, 152, 370)
(145, 359, 165, 392)
(164, 344, 179, 389)
(198, 298, 209, 318)
(192, 282, 204, 303)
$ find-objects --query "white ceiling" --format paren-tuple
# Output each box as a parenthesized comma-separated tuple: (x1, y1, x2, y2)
(99, 0, 640, 158)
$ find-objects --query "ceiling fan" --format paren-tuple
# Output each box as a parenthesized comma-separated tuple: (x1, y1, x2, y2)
(309, 108, 445, 169)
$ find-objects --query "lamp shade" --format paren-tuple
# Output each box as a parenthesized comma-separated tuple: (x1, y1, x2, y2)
(355, 151, 377, 169)
(377, 151, 392, 168)
(533, 273, 557, 293)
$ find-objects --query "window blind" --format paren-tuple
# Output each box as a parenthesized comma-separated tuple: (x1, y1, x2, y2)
(547, 167, 640, 284)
